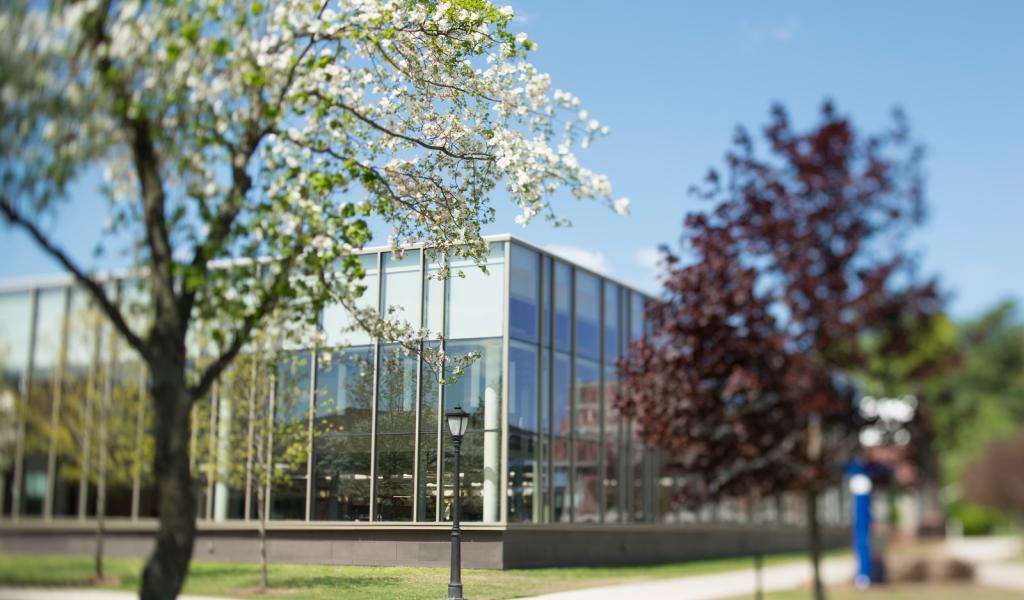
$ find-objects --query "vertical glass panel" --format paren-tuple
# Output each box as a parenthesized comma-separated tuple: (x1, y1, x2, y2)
(551, 351, 571, 522)
(442, 338, 501, 522)
(574, 359, 601, 439)
(538, 346, 550, 523)
(551, 353, 571, 438)
(629, 292, 645, 342)
(603, 282, 620, 366)
(313, 346, 373, 521)
(574, 272, 600, 361)
(374, 345, 416, 521)
(631, 429, 646, 523)
(381, 250, 421, 326)
(103, 354, 143, 518)
(57, 290, 102, 518)
(541, 256, 552, 350)
(507, 340, 538, 522)
(21, 289, 64, 517)
(446, 243, 505, 340)
(0, 290, 33, 516)
(602, 365, 621, 523)
(211, 355, 255, 521)
(553, 262, 571, 353)
(509, 244, 540, 343)
(322, 254, 379, 347)
(417, 342, 440, 521)
(423, 255, 445, 337)
(573, 358, 600, 522)
(269, 351, 311, 520)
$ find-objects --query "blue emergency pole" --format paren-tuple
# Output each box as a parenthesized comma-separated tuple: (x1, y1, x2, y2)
(847, 465, 874, 588)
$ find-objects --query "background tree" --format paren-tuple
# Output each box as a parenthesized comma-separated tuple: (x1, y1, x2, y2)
(618, 101, 939, 600)
(962, 427, 1024, 525)
(24, 302, 146, 582)
(213, 341, 310, 593)
(0, 1, 627, 597)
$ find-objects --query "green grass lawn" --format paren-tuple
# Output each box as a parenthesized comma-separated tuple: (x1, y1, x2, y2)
(0, 552, 815, 599)
(732, 583, 1022, 600)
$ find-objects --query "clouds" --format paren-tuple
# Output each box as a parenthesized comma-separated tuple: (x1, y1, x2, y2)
(742, 17, 801, 44)
(633, 247, 663, 274)
(543, 244, 613, 277)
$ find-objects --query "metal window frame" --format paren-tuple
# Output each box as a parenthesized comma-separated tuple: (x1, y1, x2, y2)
(499, 241, 511, 524)
(368, 250, 383, 521)
(412, 249, 426, 521)
(10, 288, 39, 521)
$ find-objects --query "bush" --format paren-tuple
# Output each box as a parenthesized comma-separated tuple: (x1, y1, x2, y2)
(948, 501, 1009, 536)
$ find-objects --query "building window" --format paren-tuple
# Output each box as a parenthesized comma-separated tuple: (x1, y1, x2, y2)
(507, 340, 538, 522)
(603, 282, 620, 366)
(323, 253, 379, 347)
(313, 346, 373, 521)
(573, 357, 601, 522)
(270, 351, 311, 520)
(575, 272, 600, 361)
(443, 338, 502, 523)
(446, 243, 505, 340)
(509, 244, 540, 343)
(553, 261, 572, 353)
(374, 344, 416, 521)
(417, 343, 440, 521)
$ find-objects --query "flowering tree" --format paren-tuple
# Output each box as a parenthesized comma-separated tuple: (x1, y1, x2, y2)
(618, 101, 938, 600)
(0, 1, 627, 597)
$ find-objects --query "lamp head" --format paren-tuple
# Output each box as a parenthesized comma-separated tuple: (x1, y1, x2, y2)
(446, 406, 470, 439)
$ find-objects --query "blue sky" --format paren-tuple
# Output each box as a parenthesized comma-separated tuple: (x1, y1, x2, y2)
(1, 1, 1022, 318)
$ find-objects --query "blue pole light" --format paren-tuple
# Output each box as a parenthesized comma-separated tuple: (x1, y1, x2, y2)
(849, 472, 873, 588)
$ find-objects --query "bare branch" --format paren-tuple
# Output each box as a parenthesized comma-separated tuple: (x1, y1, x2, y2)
(0, 195, 149, 359)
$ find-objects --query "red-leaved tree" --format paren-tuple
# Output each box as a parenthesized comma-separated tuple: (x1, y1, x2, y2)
(618, 101, 941, 600)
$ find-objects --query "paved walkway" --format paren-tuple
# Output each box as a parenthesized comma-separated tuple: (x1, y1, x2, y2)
(524, 556, 854, 600)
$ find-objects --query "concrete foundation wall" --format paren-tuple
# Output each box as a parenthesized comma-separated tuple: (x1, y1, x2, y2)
(0, 522, 848, 569)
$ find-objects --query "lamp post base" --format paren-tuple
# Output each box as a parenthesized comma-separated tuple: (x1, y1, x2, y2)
(447, 583, 466, 599)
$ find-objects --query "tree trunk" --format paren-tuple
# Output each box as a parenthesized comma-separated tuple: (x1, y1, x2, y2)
(95, 506, 105, 581)
(806, 488, 825, 600)
(140, 365, 197, 600)
(257, 485, 268, 592)
(753, 552, 763, 600)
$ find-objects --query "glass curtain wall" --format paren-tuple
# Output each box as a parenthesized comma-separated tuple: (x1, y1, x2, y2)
(505, 242, 657, 525)
(0, 238, 690, 530)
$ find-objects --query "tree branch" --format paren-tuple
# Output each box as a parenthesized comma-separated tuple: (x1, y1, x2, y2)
(189, 253, 298, 402)
(0, 195, 149, 359)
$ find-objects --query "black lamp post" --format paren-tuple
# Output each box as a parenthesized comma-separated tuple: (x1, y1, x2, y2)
(445, 406, 470, 600)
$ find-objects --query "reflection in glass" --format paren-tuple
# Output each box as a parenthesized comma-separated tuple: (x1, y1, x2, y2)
(573, 358, 601, 522)
(313, 346, 372, 521)
(507, 340, 538, 522)
(417, 344, 440, 521)
(375, 345, 416, 521)
(382, 251, 421, 326)
(443, 338, 501, 522)
(509, 244, 540, 343)
(553, 261, 571, 352)
(323, 254, 379, 347)
(270, 352, 311, 520)
(0, 291, 33, 517)
(603, 282, 620, 365)
(575, 272, 600, 360)
(446, 243, 505, 340)
(552, 351, 570, 522)
(629, 292, 645, 342)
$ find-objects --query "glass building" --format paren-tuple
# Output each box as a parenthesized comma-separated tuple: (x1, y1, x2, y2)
(0, 235, 848, 567)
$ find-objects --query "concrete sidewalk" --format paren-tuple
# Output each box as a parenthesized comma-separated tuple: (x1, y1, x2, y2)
(524, 556, 854, 600)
